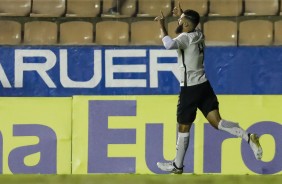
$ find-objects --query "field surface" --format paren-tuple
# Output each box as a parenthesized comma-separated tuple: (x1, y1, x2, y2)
(0, 174, 282, 184)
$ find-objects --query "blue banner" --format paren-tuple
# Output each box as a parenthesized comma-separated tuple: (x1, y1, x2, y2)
(0, 46, 281, 96)
(205, 47, 282, 94)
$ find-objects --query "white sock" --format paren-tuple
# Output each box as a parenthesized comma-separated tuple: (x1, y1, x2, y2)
(174, 132, 189, 168)
(218, 119, 249, 142)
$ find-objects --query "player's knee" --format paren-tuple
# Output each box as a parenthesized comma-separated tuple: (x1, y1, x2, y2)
(209, 121, 220, 130)
(177, 116, 182, 124)
(178, 123, 191, 133)
(177, 113, 195, 125)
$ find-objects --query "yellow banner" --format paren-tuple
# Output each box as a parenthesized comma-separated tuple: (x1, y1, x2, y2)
(72, 95, 282, 175)
(1, 96, 279, 174)
(0, 97, 72, 174)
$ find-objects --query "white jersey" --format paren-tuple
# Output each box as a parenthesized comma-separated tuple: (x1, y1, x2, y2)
(162, 29, 207, 87)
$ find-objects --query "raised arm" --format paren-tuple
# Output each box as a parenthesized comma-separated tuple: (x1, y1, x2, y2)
(154, 11, 168, 38)
(154, 11, 178, 50)
(172, 1, 183, 17)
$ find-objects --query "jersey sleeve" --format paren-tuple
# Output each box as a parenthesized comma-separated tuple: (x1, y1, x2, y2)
(173, 33, 191, 49)
(162, 36, 178, 49)
(162, 33, 193, 50)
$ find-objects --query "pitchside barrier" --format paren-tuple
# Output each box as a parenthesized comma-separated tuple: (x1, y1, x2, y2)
(0, 46, 281, 175)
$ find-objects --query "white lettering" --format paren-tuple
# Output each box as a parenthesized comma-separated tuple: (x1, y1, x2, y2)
(1, 49, 180, 90)
(60, 49, 102, 88)
(14, 50, 56, 88)
(105, 50, 147, 87)
(149, 50, 179, 88)
(0, 63, 11, 88)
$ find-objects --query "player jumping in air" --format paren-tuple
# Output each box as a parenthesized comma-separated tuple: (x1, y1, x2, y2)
(154, 2, 263, 174)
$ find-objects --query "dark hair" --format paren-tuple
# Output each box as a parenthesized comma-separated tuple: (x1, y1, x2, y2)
(183, 9, 200, 28)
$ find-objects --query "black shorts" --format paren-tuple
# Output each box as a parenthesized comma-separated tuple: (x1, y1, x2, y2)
(177, 81, 219, 125)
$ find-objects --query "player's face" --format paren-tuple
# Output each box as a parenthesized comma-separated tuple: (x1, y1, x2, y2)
(178, 14, 188, 25)
(175, 23, 183, 34)
(175, 14, 187, 34)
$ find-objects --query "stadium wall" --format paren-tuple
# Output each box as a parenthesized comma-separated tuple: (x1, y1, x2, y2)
(0, 46, 281, 175)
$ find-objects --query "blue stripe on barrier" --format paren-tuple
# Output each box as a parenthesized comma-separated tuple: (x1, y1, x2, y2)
(0, 46, 281, 96)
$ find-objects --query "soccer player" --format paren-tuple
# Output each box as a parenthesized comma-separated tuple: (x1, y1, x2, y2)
(154, 2, 263, 174)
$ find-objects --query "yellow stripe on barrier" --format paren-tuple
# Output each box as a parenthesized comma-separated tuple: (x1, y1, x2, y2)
(0, 96, 281, 174)
(72, 95, 282, 175)
(0, 97, 72, 174)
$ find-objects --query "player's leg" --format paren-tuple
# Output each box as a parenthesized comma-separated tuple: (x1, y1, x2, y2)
(174, 88, 197, 171)
(174, 123, 192, 169)
(199, 81, 262, 160)
(206, 110, 263, 160)
(157, 122, 193, 174)
(157, 87, 197, 174)
(204, 109, 221, 129)
(206, 109, 249, 141)
(199, 81, 249, 140)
